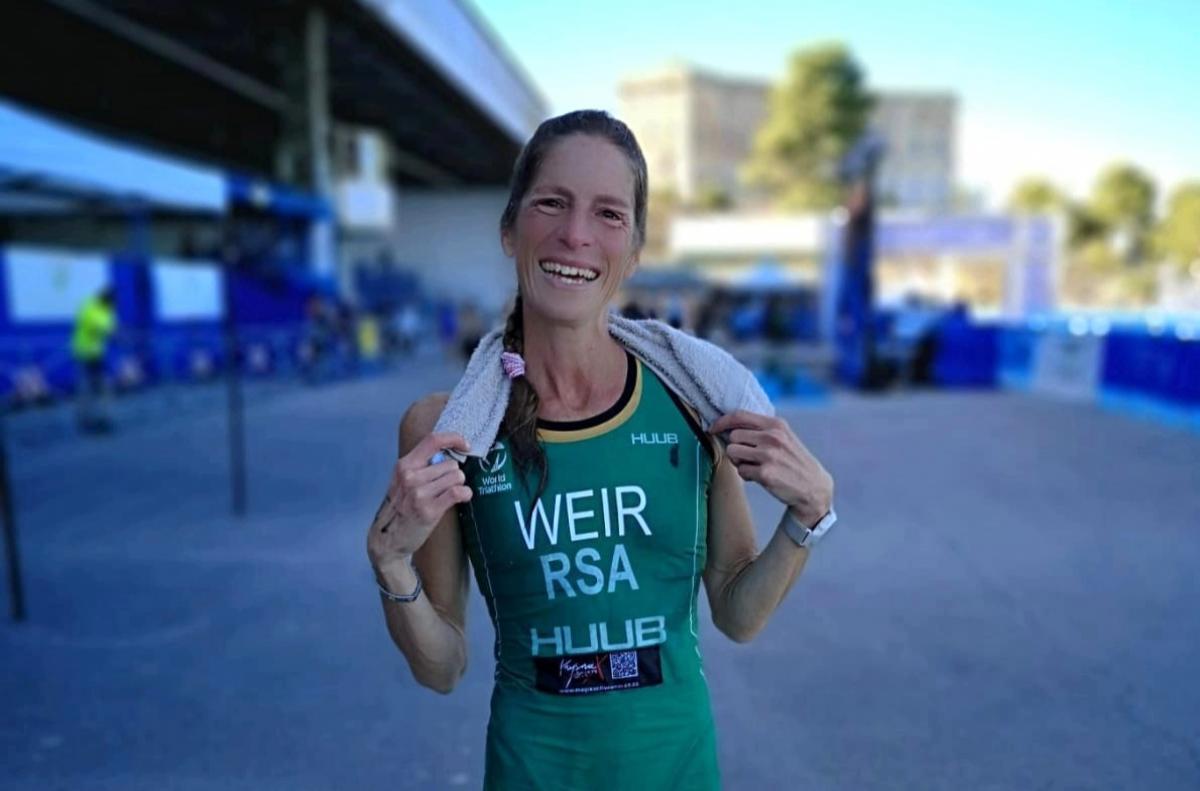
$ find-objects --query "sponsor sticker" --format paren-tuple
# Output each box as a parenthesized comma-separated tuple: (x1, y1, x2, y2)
(533, 646, 662, 695)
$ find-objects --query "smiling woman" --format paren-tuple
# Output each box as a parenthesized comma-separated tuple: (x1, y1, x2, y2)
(366, 110, 836, 791)
(497, 116, 649, 495)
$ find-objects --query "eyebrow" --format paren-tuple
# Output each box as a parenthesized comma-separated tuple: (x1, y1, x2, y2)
(532, 184, 631, 210)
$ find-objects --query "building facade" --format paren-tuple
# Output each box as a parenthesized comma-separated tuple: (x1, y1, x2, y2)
(870, 92, 957, 214)
(618, 63, 957, 214)
(618, 62, 769, 204)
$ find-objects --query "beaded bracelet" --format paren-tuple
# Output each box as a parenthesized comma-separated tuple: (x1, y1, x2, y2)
(377, 562, 423, 603)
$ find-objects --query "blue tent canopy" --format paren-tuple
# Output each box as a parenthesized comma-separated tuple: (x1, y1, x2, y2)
(0, 100, 226, 214)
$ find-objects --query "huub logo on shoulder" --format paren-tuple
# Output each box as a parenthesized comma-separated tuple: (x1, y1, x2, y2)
(630, 432, 678, 445)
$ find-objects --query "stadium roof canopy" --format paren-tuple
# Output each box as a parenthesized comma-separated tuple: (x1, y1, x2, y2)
(0, 100, 227, 215)
(0, 0, 548, 186)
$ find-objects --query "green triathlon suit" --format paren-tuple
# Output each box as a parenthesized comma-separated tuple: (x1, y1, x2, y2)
(459, 351, 720, 790)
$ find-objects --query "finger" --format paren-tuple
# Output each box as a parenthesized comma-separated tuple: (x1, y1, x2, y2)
(735, 461, 784, 491)
(431, 485, 473, 514)
(402, 432, 470, 469)
(427, 432, 471, 455)
(414, 467, 469, 505)
(710, 410, 774, 435)
(732, 460, 764, 483)
(393, 459, 460, 493)
(726, 443, 769, 465)
(424, 462, 467, 490)
(728, 428, 774, 448)
(387, 466, 463, 525)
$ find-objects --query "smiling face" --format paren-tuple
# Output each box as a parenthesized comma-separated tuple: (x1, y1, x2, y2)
(501, 134, 641, 327)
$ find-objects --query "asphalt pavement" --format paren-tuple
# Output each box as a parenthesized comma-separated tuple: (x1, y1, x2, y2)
(2, 355, 1198, 790)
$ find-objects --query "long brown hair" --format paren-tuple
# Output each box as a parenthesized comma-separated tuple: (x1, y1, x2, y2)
(498, 110, 649, 495)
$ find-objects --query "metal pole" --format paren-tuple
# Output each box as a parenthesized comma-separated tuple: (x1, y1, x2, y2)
(222, 244, 247, 517)
(835, 134, 885, 389)
(0, 410, 27, 621)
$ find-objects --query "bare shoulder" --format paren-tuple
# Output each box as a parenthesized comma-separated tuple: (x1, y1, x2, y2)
(399, 392, 451, 453)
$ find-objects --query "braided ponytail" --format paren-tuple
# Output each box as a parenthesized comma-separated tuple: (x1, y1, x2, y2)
(501, 294, 548, 499)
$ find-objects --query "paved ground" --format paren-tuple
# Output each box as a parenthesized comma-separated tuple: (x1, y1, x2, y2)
(2, 356, 1198, 790)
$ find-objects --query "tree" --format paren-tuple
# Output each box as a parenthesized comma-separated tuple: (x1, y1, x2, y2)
(1059, 238, 1123, 307)
(742, 43, 873, 211)
(690, 184, 733, 213)
(1066, 204, 1107, 250)
(1153, 181, 1200, 272)
(1090, 163, 1156, 229)
(1088, 162, 1157, 262)
(1005, 176, 1109, 253)
(1007, 177, 1067, 213)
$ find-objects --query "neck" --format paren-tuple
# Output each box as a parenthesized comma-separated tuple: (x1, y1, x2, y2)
(521, 308, 626, 416)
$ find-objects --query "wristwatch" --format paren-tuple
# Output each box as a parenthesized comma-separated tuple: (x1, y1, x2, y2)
(780, 507, 838, 549)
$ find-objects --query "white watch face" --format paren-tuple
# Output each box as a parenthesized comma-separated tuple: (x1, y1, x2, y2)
(782, 508, 836, 548)
(811, 508, 837, 540)
(816, 506, 835, 537)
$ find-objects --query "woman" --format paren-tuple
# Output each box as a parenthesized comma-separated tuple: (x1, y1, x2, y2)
(367, 110, 835, 790)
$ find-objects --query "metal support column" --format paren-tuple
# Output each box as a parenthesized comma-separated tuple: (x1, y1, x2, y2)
(0, 411, 26, 622)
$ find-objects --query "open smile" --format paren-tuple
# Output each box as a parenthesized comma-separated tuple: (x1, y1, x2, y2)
(538, 258, 600, 286)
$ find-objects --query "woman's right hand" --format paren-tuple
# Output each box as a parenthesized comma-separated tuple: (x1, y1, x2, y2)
(367, 432, 472, 571)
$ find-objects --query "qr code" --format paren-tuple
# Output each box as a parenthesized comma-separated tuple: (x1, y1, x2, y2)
(608, 650, 639, 681)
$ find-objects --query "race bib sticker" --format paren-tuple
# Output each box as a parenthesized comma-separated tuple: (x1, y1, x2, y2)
(533, 647, 663, 695)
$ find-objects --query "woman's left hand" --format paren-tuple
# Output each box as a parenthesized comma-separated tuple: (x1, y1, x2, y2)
(710, 410, 834, 526)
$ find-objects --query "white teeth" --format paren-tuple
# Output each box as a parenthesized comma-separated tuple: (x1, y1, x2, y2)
(538, 260, 598, 282)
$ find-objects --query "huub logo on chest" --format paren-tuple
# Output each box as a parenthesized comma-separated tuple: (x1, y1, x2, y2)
(630, 432, 678, 445)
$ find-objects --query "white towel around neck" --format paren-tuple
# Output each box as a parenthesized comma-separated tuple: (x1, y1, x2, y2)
(432, 313, 773, 460)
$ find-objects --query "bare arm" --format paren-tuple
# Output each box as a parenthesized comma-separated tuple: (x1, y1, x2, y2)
(367, 394, 473, 693)
(702, 412, 834, 643)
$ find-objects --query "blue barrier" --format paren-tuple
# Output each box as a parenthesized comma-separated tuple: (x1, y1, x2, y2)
(753, 367, 831, 404)
(1101, 331, 1200, 407)
(933, 324, 998, 387)
(985, 317, 1200, 431)
(1, 247, 315, 401)
(997, 326, 1037, 389)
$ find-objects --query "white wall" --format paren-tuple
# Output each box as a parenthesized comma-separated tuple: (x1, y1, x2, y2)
(152, 260, 224, 321)
(5, 245, 111, 322)
(671, 214, 824, 258)
(394, 189, 516, 316)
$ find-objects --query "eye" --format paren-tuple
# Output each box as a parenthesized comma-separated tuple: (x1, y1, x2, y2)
(600, 209, 625, 223)
(535, 197, 565, 210)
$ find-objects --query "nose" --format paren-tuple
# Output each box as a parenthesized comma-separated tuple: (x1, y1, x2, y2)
(558, 206, 593, 249)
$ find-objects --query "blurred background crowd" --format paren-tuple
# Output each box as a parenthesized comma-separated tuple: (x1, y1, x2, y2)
(0, 1, 1195, 428)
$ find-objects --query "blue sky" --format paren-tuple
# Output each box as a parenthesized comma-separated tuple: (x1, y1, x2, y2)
(473, 0, 1200, 208)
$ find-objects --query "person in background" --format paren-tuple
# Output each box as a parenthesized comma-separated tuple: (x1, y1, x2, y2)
(71, 286, 118, 433)
(336, 300, 360, 376)
(457, 302, 485, 363)
(664, 292, 686, 330)
(394, 300, 421, 357)
(620, 298, 647, 320)
(301, 295, 331, 384)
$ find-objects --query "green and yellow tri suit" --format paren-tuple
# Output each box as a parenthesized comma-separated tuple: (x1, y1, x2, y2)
(459, 351, 719, 790)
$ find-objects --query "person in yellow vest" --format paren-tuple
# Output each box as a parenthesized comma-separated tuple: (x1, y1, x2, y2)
(71, 286, 118, 433)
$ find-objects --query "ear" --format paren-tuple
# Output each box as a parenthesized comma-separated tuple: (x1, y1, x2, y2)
(500, 226, 515, 258)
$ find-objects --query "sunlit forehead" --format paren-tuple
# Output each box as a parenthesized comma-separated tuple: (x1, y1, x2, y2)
(531, 135, 636, 211)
